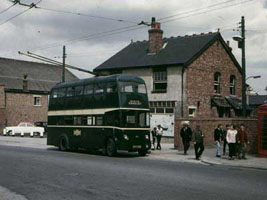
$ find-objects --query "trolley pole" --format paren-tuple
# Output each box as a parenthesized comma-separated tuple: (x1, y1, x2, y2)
(62, 45, 66, 83)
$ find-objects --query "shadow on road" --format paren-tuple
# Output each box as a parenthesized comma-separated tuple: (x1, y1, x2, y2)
(46, 147, 140, 158)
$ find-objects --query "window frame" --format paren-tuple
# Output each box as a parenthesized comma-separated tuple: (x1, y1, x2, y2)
(230, 75, 236, 95)
(153, 68, 167, 93)
(214, 72, 221, 94)
(33, 95, 41, 106)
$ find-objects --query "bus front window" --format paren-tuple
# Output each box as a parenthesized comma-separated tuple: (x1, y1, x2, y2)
(119, 82, 147, 94)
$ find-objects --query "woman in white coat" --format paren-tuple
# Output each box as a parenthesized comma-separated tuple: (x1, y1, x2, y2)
(226, 125, 238, 160)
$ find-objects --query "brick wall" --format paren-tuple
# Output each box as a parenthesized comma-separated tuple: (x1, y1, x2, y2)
(5, 92, 48, 126)
(0, 86, 6, 133)
(185, 40, 242, 118)
(174, 118, 258, 154)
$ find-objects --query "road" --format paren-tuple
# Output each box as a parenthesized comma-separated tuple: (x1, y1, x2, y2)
(0, 144, 266, 200)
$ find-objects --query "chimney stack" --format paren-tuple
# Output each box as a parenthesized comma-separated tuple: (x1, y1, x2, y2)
(23, 74, 28, 91)
(148, 17, 163, 53)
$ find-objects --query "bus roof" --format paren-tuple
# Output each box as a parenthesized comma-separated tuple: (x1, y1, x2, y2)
(51, 74, 145, 89)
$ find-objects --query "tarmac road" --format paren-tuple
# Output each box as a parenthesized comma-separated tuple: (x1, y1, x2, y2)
(0, 144, 267, 200)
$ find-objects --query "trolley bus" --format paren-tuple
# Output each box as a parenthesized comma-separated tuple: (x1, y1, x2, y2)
(47, 74, 151, 156)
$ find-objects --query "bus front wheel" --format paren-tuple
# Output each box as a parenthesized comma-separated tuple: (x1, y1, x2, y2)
(106, 138, 117, 157)
(138, 150, 147, 156)
(59, 135, 69, 151)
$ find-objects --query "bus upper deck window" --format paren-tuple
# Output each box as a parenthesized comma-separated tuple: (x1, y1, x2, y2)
(52, 90, 58, 98)
(137, 84, 147, 94)
(75, 86, 83, 96)
(66, 87, 74, 97)
(84, 85, 93, 95)
(120, 83, 133, 93)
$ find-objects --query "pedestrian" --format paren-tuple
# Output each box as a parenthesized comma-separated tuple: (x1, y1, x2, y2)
(151, 127, 157, 150)
(193, 125, 205, 160)
(226, 125, 238, 160)
(223, 124, 230, 156)
(180, 122, 192, 155)
(214, 124, 223, 157)
(156, 125, 163, 150)
(236, 124, 249, 159)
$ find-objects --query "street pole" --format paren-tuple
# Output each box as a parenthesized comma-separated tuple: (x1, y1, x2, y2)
(62, 45, 66, 83)
(241, 16, 246, 117)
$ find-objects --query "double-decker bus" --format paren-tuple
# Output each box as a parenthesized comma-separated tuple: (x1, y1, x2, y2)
(47, 74, 151, 156)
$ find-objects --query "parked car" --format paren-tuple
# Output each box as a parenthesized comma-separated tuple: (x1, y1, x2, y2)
(34, 121, 48, 134)
(3, 122, 45, 137)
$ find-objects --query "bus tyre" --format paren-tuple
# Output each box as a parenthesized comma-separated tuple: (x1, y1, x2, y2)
(59, 135, 69, 151)
(138, 150, 147, 156)
(106, 138, 117, 157)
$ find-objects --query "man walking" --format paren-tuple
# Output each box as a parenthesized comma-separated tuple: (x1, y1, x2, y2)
(214, 124, 223, 157)
(180, 122, 192, 155)
(193, 125, 205, 160)
(236, 124, 249, 159)
(156, 125, 163, 150)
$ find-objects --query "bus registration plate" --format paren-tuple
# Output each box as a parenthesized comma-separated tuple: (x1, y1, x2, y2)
(133, 145, 141, 149)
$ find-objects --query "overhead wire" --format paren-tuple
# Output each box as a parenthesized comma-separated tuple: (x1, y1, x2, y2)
(160, 0, 254, 24)
(0, 0, 42, 27)
(27, 24, 141, 51)
(21, 0, 255, 53)
(158, 0, 236, 21)
(0, 1, 18, 15)
(35, 6, 138, 24)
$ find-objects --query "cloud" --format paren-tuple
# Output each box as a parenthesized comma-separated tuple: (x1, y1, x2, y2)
(0, 0, 266, 94)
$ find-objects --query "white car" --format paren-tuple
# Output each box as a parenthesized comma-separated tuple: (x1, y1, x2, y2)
(3, 122, 44, 138)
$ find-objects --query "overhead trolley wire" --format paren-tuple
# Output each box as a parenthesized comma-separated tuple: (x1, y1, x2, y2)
(23, 0, 254, 53)
(35, 6, 138, 24)
(0, 0, 42, 27)
(158, 0, 236, 21)
(0, 1, 18, 15)
(27, 24, 141, 51)
(159, 0, 254, 24)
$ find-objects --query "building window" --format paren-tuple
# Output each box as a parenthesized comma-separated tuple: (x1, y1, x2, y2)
(214, 72, 221, 94)
(230, 75, 236, 95)
(33, 96, 41, 106)
(188, 106, 197, 117)
(153, 69, 167, 92)
(149, 101, 175, 114)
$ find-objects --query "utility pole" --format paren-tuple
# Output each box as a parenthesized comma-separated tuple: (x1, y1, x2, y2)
(241, 16, 246, 117)
(62, 45, 66, 83)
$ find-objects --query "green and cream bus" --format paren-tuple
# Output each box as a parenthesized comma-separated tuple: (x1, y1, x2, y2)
(47, 74, 151, 156)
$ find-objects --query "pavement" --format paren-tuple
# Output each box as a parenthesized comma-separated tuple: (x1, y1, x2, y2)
(148, 143, 267, 170)
(0, 136, 267, 170)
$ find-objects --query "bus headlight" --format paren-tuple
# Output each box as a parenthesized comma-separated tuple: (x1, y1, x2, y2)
(123, 134, 129, 140)
(145, 135, 149, 140)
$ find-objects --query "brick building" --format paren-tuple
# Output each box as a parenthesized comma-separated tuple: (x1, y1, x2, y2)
(94, 18, 247, 139)
(0, 57, 78, 132)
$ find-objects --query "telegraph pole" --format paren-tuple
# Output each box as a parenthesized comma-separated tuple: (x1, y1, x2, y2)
(241, 16, 246, 117)
(62, 45, 66, 83)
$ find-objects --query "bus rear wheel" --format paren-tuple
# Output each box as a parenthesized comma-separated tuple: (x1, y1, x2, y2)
(138, 150, 147, 156)
(59, 135, 69, 151)
(106, 138, 117, 157)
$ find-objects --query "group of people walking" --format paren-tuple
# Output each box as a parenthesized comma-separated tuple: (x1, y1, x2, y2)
(179, 122, 249, 160)
(180, 123, 205, 160)
(214, 124, 249, 160)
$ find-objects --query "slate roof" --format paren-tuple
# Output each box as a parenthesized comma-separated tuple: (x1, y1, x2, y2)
(0, 57, 78, 92)
(94, 32, 241, 72)
(249, 95, 267, 106)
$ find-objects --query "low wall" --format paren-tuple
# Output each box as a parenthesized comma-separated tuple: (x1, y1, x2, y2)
(0, 108, 6, 134)
(174, 118, 258, 154)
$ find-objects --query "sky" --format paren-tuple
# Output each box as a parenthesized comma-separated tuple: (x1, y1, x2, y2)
(0, 0, 266, 94)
